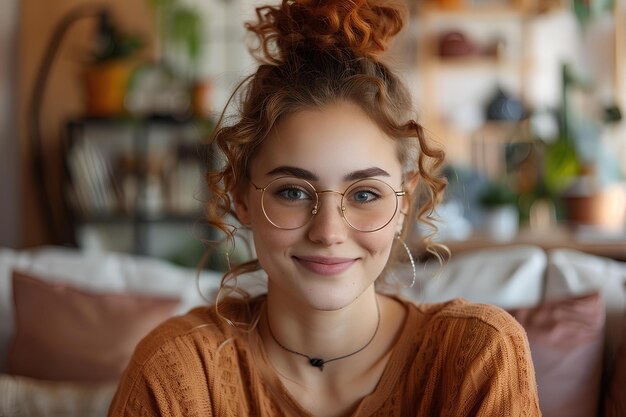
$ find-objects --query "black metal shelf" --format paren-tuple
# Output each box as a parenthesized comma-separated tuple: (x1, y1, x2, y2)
(64, 115, 216, 259)
(74, 212, 206, 225)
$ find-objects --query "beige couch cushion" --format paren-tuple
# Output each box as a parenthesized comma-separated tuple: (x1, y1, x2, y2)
(0, 373, 116, 417)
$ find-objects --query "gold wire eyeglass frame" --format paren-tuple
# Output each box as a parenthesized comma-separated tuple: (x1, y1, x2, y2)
(249, 176, 406, 232)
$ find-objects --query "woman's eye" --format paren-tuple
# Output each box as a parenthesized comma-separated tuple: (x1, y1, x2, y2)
(351, 190, 379, 203)
(277, 187, 311, 201)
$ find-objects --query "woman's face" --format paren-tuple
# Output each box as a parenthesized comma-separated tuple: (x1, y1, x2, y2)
(235, 101, 408, 311)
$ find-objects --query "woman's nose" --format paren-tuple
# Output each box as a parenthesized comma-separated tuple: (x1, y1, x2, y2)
(307, 193, 348, 245)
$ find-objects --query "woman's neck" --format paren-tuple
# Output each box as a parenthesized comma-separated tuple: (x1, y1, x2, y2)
(262, 282, 381, 377)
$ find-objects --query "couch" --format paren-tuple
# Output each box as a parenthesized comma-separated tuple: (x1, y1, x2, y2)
(0, 245, 624, 416)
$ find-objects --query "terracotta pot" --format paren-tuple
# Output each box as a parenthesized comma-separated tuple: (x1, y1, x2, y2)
(192, 80, 214, 118)
(436, 0, 462, 9)
(562, 184, 626, 230)
(83, 60, 134, 117)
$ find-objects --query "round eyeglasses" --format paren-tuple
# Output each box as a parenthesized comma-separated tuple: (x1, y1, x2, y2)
(250, 176, 405, 232)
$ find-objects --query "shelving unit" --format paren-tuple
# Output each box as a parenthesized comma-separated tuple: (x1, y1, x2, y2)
(63, 115, 217, 266)
(415, 0, 535, 167)
(409, 0, 626, 241)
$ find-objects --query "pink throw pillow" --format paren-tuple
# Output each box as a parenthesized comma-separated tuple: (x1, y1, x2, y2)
(8, 270, 180, 382)
(604, 301, 626, 417)
(508, 292, 605, 417)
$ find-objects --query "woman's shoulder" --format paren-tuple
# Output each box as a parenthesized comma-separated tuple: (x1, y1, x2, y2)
(403, 297, 526, 340)
(109, 297, 266, 415)
(128, 306, 222, 366)
(389, 300, 540, 414)
(130, 296, 264, 368)
(400, 298, 535, 385)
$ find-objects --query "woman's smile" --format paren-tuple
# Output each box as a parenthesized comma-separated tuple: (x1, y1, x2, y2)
(293, 255, 359, 276)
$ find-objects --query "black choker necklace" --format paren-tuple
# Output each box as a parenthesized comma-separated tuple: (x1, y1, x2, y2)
(265, 299, 381, 372)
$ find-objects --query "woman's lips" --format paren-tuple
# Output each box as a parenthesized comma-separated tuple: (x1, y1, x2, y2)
(293, 256, 357, 276)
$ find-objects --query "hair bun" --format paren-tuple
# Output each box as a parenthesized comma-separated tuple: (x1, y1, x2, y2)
(246, 0, 406, 64)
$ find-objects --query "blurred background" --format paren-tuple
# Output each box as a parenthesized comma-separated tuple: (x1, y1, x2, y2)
(0, 0, 624, 267)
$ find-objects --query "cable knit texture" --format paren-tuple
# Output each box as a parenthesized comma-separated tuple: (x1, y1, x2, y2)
(108, 297, 541, 416)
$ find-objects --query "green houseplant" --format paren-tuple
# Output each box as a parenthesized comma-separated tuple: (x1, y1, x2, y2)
(150, 0, 203, 83)
(83, 16, 143, 117)
(478, 181, 519, 209)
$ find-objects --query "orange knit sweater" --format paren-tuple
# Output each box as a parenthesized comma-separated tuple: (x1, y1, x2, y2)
(108, 297, 541, 416)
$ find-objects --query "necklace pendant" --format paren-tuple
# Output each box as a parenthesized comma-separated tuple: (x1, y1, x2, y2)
(309, 358, 325, 371)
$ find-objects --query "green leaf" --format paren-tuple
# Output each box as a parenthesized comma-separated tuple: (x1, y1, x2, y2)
(544, 138, 581, 194)
(168, 7, 203, 62)
(478, 182, 518, 208)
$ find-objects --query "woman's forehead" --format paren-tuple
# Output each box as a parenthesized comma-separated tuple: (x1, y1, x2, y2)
(249, 102, 403, 182)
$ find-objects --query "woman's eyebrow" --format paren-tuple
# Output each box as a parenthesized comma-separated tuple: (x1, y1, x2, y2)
(266, 166, 318, 180)
(265, 166, 391, 182)
(344, 167, 390, 181)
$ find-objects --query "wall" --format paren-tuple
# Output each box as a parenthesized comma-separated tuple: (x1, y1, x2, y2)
(18, 0, 156, 247)
(0, 0, 20, 248)
(189, 0, 259, 112)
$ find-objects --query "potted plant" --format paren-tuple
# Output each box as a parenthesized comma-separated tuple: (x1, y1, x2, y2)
(150, 0, 203, 80)
(149, 0, 210, 116)
(544, 62, 625, 230)
(82, 14, 143, 117)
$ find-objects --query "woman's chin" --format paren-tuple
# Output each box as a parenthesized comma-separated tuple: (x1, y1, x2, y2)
(297, 284, 374, 312)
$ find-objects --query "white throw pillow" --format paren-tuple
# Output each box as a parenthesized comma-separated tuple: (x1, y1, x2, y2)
(399, 245, 547, 309)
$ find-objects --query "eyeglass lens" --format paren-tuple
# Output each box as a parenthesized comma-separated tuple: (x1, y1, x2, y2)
(260, 177, 399, 232)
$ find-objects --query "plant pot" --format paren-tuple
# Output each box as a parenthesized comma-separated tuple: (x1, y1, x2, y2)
(436, 0, 462, 9)
(83, 60, 134, 117)
(192, 80, 213, 118)
(562, 183, 626, 230)
(484, 205, 519, 242)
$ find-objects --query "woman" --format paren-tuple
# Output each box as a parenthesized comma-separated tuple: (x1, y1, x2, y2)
(108, 1, 540, 416)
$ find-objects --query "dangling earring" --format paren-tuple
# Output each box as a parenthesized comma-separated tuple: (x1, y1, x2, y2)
(395, 234, 417, 288)
(219, 225, 255, 271)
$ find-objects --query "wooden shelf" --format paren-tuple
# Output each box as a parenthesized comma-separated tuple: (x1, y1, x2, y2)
(421, 5, 528, 18)
(426, 56, 526, 69)
(438, 228, 626, 262)
(415, 0, 533, 167)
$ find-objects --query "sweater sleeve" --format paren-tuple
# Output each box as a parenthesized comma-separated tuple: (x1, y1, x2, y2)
(107, 337, 214, 417)
(107, 361, 164, 417)
(107, 312, 218, 417)
(444, 306, 541, 417)
(427, 304, 541, 417)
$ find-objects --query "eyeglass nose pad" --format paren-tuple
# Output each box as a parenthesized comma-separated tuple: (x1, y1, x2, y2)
(310, 199, 344, 217)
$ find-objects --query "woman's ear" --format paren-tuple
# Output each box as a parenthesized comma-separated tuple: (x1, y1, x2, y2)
(232, 189, 252, 226)
(402, 171, 420, 213)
